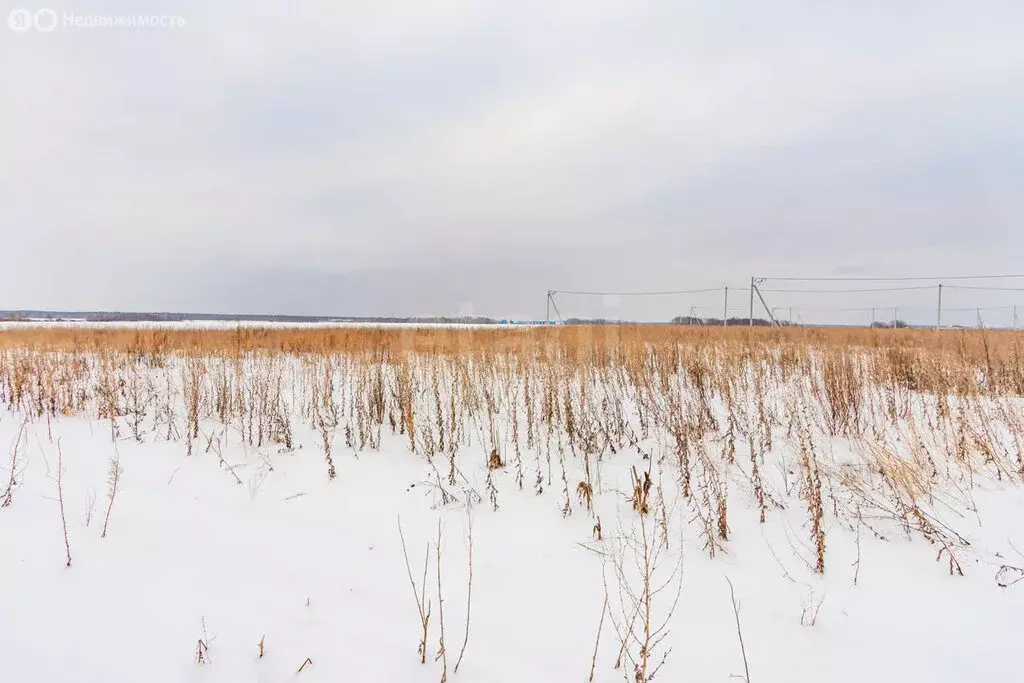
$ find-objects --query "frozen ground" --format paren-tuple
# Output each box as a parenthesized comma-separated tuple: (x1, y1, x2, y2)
(3, 408, 1024, 683)
(0, 320, 504, 330)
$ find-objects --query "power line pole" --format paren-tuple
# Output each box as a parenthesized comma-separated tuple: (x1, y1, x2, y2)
(749, 277, 754, 327)
(893, 306, 898, 328)
(754, 284, 778, 326)
(1014, 305, 1019, 330)
(936, 283, 942, 329)
(723, 286, 728, 327)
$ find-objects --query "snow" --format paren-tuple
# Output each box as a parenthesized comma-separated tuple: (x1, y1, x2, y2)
(2, 352, 1023, 683)
(0, 320, 503, 330)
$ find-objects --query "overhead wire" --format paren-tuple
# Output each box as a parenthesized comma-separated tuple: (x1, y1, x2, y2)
(758, 285, 936, 294)
(760, 273, 1024, 282)
(551, 287, 725, 297)
(547, 277, 1022, 327)
(941, 285, 1024, 292)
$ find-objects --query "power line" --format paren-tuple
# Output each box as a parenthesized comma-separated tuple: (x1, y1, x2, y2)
(775, 304, 1018, 313)
(551, 287, 725, 297)
(758, 285, 936, 294)
(790, 306, 879, 312)
(775, 305, 917, 312)
(760, 273, 1024, 282)
(546, 276, 1024, 328)
(944, 305, 1020, 312)
(552, 282, 1024, 296)
(942, 285, 1024, 292)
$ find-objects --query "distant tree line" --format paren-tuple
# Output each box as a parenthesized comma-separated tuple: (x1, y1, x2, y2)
(670, 316, 781, 327)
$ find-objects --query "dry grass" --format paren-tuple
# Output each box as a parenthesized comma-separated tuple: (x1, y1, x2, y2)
(1, 324, 1022, 577)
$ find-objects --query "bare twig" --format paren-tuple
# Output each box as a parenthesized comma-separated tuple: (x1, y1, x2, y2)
(454, 507, 474, 673)
(588, 593, 608, 682)
(398, 516, 432, 664)
(995, 564, 1024, 589)
(195, 618, 211, 665)
(726, 576, 751, 683)
(207, 429, 243, 485)
(436, 519, 448, 683)
(56, 439, 71, 567)
(101, 442, 122, 538)
(1, 421, 26, 508)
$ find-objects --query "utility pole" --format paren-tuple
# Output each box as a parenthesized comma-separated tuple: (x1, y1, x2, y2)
(754, 285, 778, 326)
(871, 307, 875, 327)
(723, 286, 728, 327)
(789, 306, 793, 326)
(936, 284, 942, 329)
(547, 293, 564, 325)
(749, 276, 755, 327)
(893, 306, 898, 328)
(1014, 305, 1019, 330)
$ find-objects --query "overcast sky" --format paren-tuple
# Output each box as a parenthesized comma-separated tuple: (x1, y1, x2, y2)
(2, 1, 1023, 322)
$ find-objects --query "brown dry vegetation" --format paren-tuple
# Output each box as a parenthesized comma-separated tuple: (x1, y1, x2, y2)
(2, 324, 1023, 582)
(1, 324, 1022, 394)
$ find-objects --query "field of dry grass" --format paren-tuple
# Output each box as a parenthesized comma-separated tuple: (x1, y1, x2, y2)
(3, 324, 1024, 680)
(4, 325, 1023, 558)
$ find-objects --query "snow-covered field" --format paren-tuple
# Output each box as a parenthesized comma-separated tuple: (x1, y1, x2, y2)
(0, 320, 504, 330)
(2, 329, 1023, 682)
